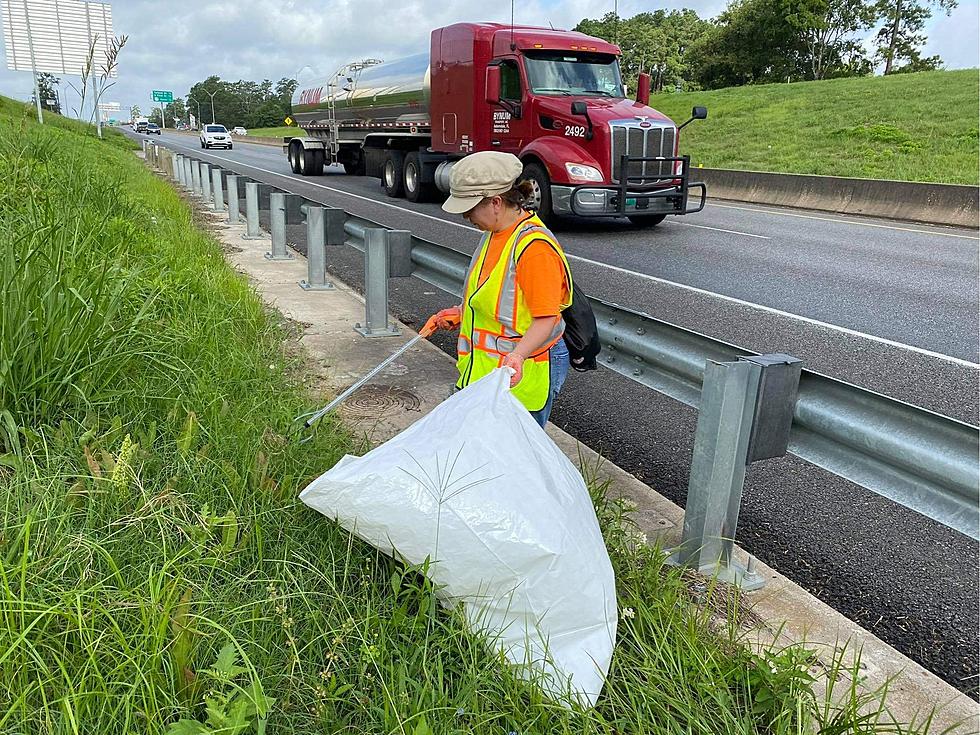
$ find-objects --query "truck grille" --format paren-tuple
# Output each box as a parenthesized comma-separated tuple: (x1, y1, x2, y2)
(610, 122, 676, 185)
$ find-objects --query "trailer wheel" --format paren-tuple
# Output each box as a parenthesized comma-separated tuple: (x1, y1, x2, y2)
(519, 162, 555, 225)
(299, 147, 323, 176)
(310, 149, 324, 175)
(404, 152, 436, 203)
(382, 151, 405, 197)
(627, 214, 667, 228)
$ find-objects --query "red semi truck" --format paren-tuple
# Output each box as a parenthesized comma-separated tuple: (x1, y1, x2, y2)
(285, 22, 707, 226)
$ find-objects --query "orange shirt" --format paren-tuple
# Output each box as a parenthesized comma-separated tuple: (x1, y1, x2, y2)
(477, 217, 570, 318)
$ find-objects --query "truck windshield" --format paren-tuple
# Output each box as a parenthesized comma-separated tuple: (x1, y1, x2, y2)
(524, 51, 625, 98)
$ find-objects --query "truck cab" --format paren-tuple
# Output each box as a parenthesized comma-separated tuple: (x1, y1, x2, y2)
(430, 23, 706, 225)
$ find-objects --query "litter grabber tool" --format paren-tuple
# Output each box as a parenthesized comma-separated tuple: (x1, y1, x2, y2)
(291, 323, 436, 444)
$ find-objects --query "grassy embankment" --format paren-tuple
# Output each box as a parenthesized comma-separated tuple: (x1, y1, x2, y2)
(653, 69, 979, 184)
(246, 126, 298, 139)
(0, 96, 946, 733)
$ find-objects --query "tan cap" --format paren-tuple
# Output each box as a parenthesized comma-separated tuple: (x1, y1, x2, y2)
(441, 151, 523, 214)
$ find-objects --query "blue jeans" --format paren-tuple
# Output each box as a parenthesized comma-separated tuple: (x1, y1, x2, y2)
(530, 338, 569, 428)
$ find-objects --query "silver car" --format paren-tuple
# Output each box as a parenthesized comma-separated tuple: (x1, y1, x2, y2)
(200, 124, 233, 149)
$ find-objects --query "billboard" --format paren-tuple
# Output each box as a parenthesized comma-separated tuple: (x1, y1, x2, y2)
(1, 0, 116, 77)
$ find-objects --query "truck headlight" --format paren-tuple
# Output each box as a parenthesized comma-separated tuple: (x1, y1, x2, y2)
(564, 163, 603, 182)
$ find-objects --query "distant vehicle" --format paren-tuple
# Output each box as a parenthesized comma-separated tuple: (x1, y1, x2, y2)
(200, 124, 233, 149)
(146, 123, 161, 135)
(133, 116, 149, 133)
(232, 126, 247, 136)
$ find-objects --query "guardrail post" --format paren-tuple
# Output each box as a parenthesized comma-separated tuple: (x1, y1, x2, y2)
(299, 206, 335, 290)
(200, 163, 212, 203)
(211, 168, 225, 212)
(191, 161, 202, 196)
(243, 182, 266, 240)
(226, 175, 241, 223)
(355, 228, 400, 337)
(152, 145, 160, 168)
(672, 353, 801, 590)
(265, 192, 294, 260)
(174, 154, 183, 185)
(185, 158, 194, 191)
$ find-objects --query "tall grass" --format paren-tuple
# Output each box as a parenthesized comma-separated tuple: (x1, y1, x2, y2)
(0, 94, 949, 733)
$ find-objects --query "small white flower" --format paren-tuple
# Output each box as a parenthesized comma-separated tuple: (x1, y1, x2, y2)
(620, 607, 635, 620)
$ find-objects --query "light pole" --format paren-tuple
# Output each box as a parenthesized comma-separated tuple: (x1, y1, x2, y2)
(204, 88, 219, 124)
(187, 95, 202, 129)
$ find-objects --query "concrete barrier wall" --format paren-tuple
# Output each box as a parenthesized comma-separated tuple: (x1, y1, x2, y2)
(698, 168, 979, 229)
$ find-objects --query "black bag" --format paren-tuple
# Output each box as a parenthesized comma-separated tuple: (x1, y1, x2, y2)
(562, 283, 601, 372)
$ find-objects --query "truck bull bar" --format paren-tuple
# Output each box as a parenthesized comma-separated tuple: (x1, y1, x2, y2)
(567, 154, 706, 218)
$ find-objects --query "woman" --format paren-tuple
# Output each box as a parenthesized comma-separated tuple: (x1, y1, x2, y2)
(424, 151, 573, 428)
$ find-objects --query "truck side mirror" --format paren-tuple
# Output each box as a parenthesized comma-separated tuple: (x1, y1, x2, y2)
(635, 73, 651, 107)
(678, 105, 709, 131)
(486, 66, 501, 105)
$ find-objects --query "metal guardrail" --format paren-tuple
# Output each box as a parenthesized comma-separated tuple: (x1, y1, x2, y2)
(158, 147, 980, 545)
(334, 207, 980, 541)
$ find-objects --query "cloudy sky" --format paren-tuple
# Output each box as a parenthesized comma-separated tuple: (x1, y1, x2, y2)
(1, 0, 977, 121)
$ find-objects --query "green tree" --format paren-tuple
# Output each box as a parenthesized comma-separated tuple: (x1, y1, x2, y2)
(687, 0, 809, 88)
(32, 73, 61, 114)
(874, 0, 955, 74)
(185, 75, 297, 129)
(575, 10, 712, 92)
(783, 0, 878, 79)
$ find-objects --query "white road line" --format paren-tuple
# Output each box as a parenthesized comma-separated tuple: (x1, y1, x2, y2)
(569, 253, 980, 368)
(674, 221, 771, 239)
(166, 139, 979, 368)
(707, 201, 980, 240)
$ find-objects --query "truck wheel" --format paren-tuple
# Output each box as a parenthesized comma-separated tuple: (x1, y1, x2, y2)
(299, 147, 322, 176)
(383, 151, 405, 197)
(404, 152, 435, 203)
(627, 214, 667, 228)
(288, 143, 301, 174)
(519, 162, 555, 225)
(312, 149, 324, 175)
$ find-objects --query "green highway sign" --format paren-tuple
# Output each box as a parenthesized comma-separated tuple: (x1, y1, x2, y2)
(152, 90, 173, 103)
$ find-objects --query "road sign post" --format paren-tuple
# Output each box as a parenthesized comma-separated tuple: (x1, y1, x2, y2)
(152, 90, 173, 130)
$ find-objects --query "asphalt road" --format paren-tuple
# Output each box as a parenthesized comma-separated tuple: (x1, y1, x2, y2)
(145, 130, 980, 696)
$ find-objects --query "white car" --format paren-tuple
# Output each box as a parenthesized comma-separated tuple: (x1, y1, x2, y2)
(200, 124, 233, 149)
(232, 126, 247, 136)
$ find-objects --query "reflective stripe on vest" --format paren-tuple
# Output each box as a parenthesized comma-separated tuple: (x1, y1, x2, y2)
(455, 214, 574, 412)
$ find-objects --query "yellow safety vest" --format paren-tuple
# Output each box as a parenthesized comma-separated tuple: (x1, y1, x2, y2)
(456, 214, 573, 411)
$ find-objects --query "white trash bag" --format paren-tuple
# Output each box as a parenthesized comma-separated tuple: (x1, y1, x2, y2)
(300, 368, 617, 706)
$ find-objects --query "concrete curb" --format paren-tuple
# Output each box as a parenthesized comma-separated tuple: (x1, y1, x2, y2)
(698, 167, 979, 228)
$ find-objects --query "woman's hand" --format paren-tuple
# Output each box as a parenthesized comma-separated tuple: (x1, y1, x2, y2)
(501, 352, 525, 387)
(422, 305, 462, 335)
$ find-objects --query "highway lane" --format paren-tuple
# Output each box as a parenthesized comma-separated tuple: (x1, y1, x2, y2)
(148, 131, 980, 694)
(160, 131, 979, 364)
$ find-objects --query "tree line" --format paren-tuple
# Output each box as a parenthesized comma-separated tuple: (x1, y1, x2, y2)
(575, 0, 957, 92)
(134, 76, 297, 129)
